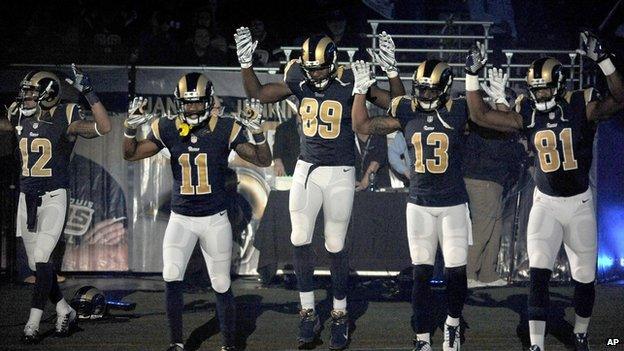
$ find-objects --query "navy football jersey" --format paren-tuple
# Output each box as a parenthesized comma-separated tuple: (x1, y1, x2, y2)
(10, 103, 82, 194)
(390, 96, 469, 207)
(284, 59, 356, 166)
(517, 88, 598, 197)
(147, 115, 248, 216)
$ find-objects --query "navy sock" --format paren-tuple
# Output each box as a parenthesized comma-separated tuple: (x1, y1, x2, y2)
(32, 262, 55, 310)
(573, 280, 595, 318)
(528, 268, 551, 321)
(215, 288, 236, 347)
(165, 281, 184, 344)
(293, 244, 315, 292)
(411, 265, 434, 333)
(329, 250, 349, 301)
(445, 265, 467, 318)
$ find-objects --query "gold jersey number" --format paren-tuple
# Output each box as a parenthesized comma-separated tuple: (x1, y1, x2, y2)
(411, 132, 449, 174)
(19, 138, 52, 177)
(299, 98, 343, 139)
(178, 153, 212, 195)
(534, 128, 578, 173)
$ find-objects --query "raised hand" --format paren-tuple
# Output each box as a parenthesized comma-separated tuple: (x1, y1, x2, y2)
(234, 27, 258, 68)
(480, 68, 509, 107)
(65, 63, 93, 94)
(352, 60, 376, 95)
(368, 31, 398, 78)
(124, 96, 152, 129)
(465, 41, 487, 75)
(237, 98, 264, 133)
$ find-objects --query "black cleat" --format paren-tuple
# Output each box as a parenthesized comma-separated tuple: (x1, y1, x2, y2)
(412, 339, 433, 351)
(55, 308, 77, 336)
(329, 310, 349, 350)
(21, 324, 41, 344)
(297, 308, 320, 349)
(574, 333, 590, 351)
(443, 323, 460, 351)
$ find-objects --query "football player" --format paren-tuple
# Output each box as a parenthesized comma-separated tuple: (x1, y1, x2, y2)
(234, 27, 405, 350)
(351, 58, 474, 351)
(122, 72, 271, 351)
(464, 32, 624, 351)
(0, 64, 112, 343)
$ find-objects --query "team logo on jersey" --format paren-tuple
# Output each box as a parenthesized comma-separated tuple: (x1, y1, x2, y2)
(427, 115, 434, 123)
(191, 135, 198, 144)
(547, 123, 558, 128)
(64, 198, 95, 237)
(32, 122, 39, 129)
(424, 126, 435, 131)
(548, 112, 555, 120)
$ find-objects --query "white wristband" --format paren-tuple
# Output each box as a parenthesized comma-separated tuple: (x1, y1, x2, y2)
(94, 123, 103, 136)
(240, 62, 252, 69)
(598, 58, 616, 76)
(465, 74, 480, 91)
(386, 70, 398, 79)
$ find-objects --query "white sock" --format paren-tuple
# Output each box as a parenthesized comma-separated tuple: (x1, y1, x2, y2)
(416, 333, 430, 343)
(529, 320, 546, 349)
(333, 297, 347, 312)
(574, 314, 590, 334)
(27, 308, 43, 328)
(56, 298, 72, 315)
(172, 343, 184, 348)
(446, 316, 460, 327)
(299, 291, 315, 310)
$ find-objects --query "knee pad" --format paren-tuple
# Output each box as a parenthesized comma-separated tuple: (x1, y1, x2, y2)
(290, 230, 312, 247)
(162, 263, 183, 282)
(444, 234, 468, 268)
(210, 274, 231, 294)
(571, 265, 595, 284)
(409, 240, 436, 266)
(324, 234, 346, 253)
(528, 267, 551, 321)
(573, 280, 595, 318)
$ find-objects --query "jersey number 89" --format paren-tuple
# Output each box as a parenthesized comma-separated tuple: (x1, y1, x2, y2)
(299, 98, 343, 139)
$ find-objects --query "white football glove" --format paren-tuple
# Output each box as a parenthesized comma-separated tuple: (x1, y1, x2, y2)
(480, 68, 509, 107)
(352, 60, 376, 95)
(234, 27, 258, 69)
(237, 98, 263, 134)
(367, 31, 398, 78)
(124, 96, 152, 129)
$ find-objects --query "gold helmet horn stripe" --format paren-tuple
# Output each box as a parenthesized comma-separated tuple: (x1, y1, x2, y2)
(430, 62, 451, 85)
(314, 37, 333, 65)
(178, 74, 188, 95)
(197, 74, 208, 97)
(302, 38, 310, 62)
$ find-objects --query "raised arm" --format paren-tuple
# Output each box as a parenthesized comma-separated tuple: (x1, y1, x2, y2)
(233, 98, 272, 167)
(0, 104, 16, 131)
(235, 26, 293, 103)
(579, 31, 624, 121)
(65, 64, 112, 138)
(351, 61, 402, 135)
(367, 31, 406, 109)
(465, 44, 522, 132)
(122, 97, 161, 161)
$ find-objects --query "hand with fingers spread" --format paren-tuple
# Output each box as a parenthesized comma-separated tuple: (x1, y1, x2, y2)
(234, 26, 258, 69)
(465, 41, 487, 76)
(368, 31, 398, 78)
(578, 30, 608, 63)
(352, 60, 376, 95)
(124, 96, 152, 130)
(481, 68, 510, 107)
(238, 98, 264, 134)
(65, 63, 94, 94)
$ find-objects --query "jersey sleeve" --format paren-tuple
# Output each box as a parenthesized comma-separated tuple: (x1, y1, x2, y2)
(63, 103, 84, 125)
(388, 95, 412, 130)
(228, 120, 248, 150)
(146, 118, 165, 150)
(284, 59, 305, 97)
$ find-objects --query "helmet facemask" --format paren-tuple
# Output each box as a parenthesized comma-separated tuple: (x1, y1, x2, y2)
(301, 61, 336, 91)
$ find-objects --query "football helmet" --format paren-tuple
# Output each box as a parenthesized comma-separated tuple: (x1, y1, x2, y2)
(18, 71, 61, 116)
(526, 57, 566, 112)
(412, 59, 453, 111)
(300, 35, 338, 91)
(174, 72, 214, 127)
(70, 286, 107, 320)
